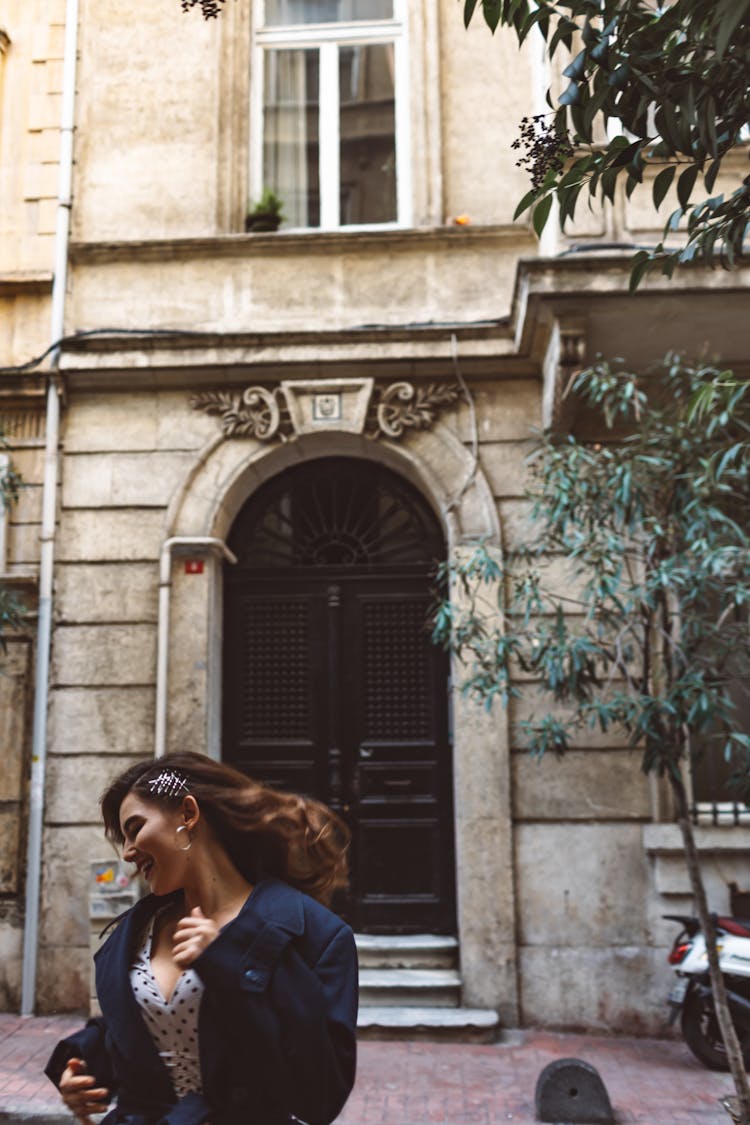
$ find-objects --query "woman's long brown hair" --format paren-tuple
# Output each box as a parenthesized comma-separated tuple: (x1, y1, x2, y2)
(101, 752, 349, 905)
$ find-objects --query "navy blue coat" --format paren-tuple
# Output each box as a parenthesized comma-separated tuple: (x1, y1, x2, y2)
(45, 878, 358, 1125)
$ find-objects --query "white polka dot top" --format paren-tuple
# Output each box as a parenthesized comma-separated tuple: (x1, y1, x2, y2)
(130, 908, 205, 1099)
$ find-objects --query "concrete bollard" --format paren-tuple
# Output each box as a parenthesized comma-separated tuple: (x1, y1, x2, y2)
(535, 1057, 615, 1124)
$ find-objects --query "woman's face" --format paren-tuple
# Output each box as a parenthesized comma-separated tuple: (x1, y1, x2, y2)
(119, 790, 190, 896)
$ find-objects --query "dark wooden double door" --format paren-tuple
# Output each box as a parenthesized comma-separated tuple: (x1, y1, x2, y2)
(224, 576, 455, 932)
(222, 459, 456, 933)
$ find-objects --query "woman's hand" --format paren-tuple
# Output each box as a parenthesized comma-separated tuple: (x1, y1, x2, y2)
(173, 906, 219, 968)
(59, 1057, 109, 1124)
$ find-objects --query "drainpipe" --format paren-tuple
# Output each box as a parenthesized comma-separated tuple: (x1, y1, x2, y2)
(21, 0, 79, 1015)
(155, 537, 237, 759)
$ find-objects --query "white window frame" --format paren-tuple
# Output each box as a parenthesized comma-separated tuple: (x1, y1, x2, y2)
(250, 0, 412, 231)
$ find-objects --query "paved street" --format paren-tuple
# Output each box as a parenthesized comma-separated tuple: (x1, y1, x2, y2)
(0, 1014, 735, 1124)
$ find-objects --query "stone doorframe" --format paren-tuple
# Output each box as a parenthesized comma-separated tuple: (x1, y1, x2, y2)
(163, 422, 518, 1023)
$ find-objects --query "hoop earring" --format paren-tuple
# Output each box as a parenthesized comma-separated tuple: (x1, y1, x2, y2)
(175, 825, 193, 852)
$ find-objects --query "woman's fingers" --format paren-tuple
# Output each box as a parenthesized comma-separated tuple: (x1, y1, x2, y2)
(60, 1059, 109, 1121)
(173, 912, 218, 966)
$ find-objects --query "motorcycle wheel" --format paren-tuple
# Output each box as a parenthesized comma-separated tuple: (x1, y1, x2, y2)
(681, 986, 750, 1072)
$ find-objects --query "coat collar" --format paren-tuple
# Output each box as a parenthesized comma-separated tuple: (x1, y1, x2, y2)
(228, 876, 305, 940)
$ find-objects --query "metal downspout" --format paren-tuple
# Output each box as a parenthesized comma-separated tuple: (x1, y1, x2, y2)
(21, 0, 79, 1015)
(155, 537, 237, 759)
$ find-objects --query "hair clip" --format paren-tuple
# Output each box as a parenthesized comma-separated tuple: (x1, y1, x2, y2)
(146, 769, 190, 799)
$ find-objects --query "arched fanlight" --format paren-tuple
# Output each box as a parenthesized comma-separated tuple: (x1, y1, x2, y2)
(228, 457, 444, 570)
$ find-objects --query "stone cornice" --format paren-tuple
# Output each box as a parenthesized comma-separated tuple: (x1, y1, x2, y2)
(55, 322, 529, 389)
(0, 271, 53, 296)
(67, 223, 535, 265)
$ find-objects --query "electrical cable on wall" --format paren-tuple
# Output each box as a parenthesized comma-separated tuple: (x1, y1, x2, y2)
(0, 318, 506, 377)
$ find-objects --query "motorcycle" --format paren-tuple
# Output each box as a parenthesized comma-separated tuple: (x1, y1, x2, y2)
(665, 912, 750, 1070)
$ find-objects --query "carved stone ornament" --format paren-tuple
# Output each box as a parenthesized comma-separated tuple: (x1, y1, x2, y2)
(189, 386, 283, 440)
(375, 381, 462, 439)
(190, 378, 463, 443)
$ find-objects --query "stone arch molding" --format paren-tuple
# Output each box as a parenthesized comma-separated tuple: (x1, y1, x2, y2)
(168, 420, 500, 548)
(162, 414, 514, 1021)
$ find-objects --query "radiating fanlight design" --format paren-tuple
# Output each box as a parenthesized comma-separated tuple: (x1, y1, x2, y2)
(228, 457, 444, 570)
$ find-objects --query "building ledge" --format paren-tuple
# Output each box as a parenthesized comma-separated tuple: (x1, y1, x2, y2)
(68, 223, 536, 265)
(643, 823, 750, 855)
(0, 271, 53, 296)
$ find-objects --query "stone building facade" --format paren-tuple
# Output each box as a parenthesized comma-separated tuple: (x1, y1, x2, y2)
(1, 0, 748, 1031)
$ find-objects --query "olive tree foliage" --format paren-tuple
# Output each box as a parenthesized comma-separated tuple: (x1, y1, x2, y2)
(463, 0, 750, 289)
(434, 359, 750, 781)
(0, 428, 22, 651)
(432, 356, 750, 1116)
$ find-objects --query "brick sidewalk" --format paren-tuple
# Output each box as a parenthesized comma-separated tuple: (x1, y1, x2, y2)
(0, 1014, 735, 1124)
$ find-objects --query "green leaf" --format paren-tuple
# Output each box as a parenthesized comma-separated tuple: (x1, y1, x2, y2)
(608, 63, 630, 90)
(533, 193, 553, 239)
(481, 0, 502, 32)
(559, 80, 581, 107)
(628, 251, 651, 293)
(611, 139, 642, 168)
(559, 181, 583, 226)
(658, 101, 682, 154)
(563, 49, 587, 81)
(715, 0, 750, 58)
(513, 185, 540, 221)
(582, 83, 610, 140)
(517, 5, 548, 46)
(677, 164, 699, 210)
(705, 157, 722, 194)
(463, 0, 480, 28)
(652, 165, 676, 211)
(601, 166, 619, 204)
(699, 95, 718, 158)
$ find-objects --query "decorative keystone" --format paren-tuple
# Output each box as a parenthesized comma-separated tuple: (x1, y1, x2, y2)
(190, 379, 462, 443)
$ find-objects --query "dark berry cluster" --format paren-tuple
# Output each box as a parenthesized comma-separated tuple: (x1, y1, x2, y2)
(511, 114, 573, 189)
(181, 0, 226, 17)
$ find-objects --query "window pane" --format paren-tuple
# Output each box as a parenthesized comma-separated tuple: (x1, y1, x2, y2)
(263, 49, 320, 228)
(692, 669, 750, 806)
(265, 1, 392, 26)
(339, 43, 396, 225)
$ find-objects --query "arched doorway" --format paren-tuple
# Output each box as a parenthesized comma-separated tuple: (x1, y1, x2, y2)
(222, 456, 456, 933)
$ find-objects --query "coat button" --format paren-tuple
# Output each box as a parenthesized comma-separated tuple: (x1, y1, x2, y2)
(244, 968, 260, 982)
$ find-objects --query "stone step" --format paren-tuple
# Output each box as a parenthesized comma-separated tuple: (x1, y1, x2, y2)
(357, 1005, 499, 1043)
(358, 968, 461, 1007)
(355, 933, 458, 970)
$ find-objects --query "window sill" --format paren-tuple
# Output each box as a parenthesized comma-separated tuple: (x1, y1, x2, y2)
(68, 224, 533, 264)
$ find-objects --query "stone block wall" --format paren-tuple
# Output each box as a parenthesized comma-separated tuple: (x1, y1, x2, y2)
(34, 390, 219, 1008)
(454, 378, 682, 1035)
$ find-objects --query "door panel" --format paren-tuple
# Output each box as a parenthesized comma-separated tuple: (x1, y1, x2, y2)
(223, 591, 328, 798)
(347, 583, 454, 932)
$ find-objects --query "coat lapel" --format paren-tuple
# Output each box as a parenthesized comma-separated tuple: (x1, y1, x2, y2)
(94, 893, 177, 1103)
(198, 877, 305, 1092)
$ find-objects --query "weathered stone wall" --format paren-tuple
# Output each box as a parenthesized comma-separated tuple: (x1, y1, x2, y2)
(3, 0, 747, 1031)
(0, 409, 45, 1009)
(36, 392, 217, 1009)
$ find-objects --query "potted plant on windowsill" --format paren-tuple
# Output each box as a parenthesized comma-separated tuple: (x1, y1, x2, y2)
(245, 188, 285, 233)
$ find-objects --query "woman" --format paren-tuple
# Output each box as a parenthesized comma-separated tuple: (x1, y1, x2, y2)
(45, 752, 358, 1125)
